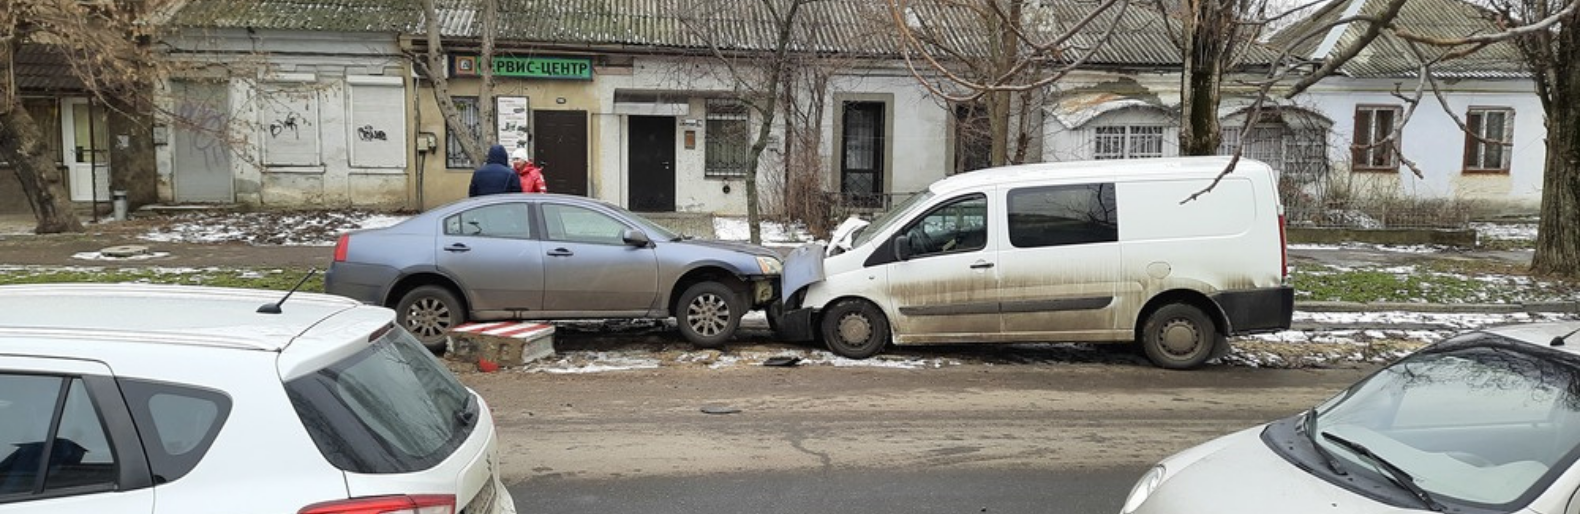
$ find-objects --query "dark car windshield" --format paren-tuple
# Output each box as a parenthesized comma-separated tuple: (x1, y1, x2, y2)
(1303, 333, 1580, 510)
(286, 326, 478, 474)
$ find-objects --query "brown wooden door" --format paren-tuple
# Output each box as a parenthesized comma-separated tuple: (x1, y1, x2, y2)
(533, 110, 589, 196)
(627, 116, 676, 212)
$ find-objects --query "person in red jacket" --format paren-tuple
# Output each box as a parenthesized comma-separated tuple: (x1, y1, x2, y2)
(510, 148, 548, 193)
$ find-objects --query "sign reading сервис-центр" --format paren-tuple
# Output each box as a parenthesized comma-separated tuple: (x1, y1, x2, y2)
(450, 55, 593, 80)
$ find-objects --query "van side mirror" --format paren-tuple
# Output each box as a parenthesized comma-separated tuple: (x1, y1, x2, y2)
(893, 234, 913, 261)
(622, 229, 652, 248)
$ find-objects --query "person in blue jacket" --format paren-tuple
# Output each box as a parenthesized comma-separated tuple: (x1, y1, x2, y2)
(468, 144, 523, 197)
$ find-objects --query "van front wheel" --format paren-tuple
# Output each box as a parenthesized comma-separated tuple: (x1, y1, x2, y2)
(1140, 303, 1223, 370)
(821, 299, 889, 359)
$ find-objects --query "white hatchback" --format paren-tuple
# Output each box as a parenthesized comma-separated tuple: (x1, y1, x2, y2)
(0, 284, 514, 514)
(1122, 321, 1580, 514)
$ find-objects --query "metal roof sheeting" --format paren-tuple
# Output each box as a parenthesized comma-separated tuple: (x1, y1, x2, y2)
(1268, 0, 1527, 78)
(170, 0, 1282, 67)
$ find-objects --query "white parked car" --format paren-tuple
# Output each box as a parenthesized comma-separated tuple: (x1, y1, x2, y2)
(0, 283, 514, 514)
(1122, 322, 1580, 514)
(778, 156, 1293, 369)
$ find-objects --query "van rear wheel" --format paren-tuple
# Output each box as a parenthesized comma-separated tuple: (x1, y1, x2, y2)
(1139, 303, 1223, 370)
(821, 299, 889, 359)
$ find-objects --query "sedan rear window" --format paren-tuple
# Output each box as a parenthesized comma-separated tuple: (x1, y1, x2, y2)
(286, 326, 478, 474)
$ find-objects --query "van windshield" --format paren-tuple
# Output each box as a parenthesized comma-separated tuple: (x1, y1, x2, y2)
(852, 191, 933, 248)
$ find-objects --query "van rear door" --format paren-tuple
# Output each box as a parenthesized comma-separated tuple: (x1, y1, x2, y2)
(996, 183, 1125, 339)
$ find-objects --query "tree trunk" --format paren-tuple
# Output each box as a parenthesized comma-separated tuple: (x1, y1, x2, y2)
(0, 40, 83, 233)
(422, 0, 483, 166)
(478, 0, 498, 149)
(989, 90, 1010, 166)
(1531, 58, 1580, 277)
(1178, 0, 1227, 157)
(1, 104, 84, 234)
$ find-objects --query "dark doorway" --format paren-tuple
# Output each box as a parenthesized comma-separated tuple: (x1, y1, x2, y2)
(533, 110, 589, 196)
(840, 102, 885, 208)
(627, 115, 676, 212)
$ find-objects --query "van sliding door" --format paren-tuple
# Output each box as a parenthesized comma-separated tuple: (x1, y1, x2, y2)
(996, 183, 1124, 339)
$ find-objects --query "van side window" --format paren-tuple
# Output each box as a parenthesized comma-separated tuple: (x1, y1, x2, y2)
(1007, 184, 1117, 248)
(901, 195, 988, 258)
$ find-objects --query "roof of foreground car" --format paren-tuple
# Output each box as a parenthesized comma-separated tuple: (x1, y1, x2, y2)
(1478, 321, 1580, 355)
(0, 283, 376, 351)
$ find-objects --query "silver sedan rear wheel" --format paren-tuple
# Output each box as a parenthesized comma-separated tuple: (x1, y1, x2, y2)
(396, 285, 465, 352)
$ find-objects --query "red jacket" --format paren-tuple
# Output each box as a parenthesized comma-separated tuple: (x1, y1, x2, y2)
(514, 161, 548, 193)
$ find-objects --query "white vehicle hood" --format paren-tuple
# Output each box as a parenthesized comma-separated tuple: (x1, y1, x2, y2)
(1136, 428, 1429, 514)
(828, 216, 869, 256)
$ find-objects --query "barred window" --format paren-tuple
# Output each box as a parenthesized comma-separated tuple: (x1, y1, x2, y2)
(1463, 108, 1514, 172)
(705, 100, 751, 179)
(445, 97, 481, 169)
(1093, 126, 1164, 160)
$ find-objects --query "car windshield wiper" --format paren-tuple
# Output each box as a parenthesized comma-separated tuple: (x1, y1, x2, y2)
(1320, 432, 1445, 512)
(1303, 408, 1347, 476)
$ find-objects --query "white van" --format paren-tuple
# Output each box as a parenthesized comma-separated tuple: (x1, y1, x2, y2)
(777, 156, 1293, 369)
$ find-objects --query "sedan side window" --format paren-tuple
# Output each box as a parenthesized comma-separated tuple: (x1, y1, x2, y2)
(0, 375, 118, 502)
(443, 203, 533, 239)
(901, 195, 988, 258)
(543, 204, 630, 246)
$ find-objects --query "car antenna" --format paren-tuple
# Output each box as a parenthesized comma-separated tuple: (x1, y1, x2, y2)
(1551, 325, 1580, 347)
(258, 268, 318, 314)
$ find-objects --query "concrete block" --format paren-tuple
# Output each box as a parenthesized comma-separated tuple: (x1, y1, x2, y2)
(446, 321, 556, 368)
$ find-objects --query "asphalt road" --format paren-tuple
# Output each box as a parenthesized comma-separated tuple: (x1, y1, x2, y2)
(462, 362, 1376, 514)
(511, 468, 1143, 514)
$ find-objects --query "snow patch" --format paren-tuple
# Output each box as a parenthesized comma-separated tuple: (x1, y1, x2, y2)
(713, 217, 814, 246)
(71, 251, 172, 261)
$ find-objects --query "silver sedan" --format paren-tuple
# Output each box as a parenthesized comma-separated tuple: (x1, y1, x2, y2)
(325, 194, 782, 349)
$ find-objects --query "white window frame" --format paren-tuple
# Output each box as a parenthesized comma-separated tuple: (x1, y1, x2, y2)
(1464, 107, 1514, 173)
(1093, 126, 1165, 160)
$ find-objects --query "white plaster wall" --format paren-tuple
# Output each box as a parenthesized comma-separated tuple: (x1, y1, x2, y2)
(592, 57, 950, 214)
(159, 29, 408, 208)
(823, 70, 952, 197)
(1296, 77, 1545, 210)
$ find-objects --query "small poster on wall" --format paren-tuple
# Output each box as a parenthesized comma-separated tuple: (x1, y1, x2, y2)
(497, 96, 531, 156)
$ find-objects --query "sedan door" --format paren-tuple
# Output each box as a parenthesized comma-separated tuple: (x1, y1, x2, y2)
(433, 202, 545, 312)
(538, 202, 660, 313)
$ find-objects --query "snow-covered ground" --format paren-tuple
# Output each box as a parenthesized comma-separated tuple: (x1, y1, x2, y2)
(1472, 221, 1539, 241)
(1288, 243, 1447, 253)
(712, 217, 816, 247)
(139, 211, 410, 246)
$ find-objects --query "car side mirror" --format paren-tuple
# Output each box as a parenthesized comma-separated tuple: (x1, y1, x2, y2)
(622, 229, 652, 248)
(893, 234, 913, 261)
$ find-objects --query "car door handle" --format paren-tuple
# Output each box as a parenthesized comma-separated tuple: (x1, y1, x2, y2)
(444, 243, 470, 253)
(969, 261, 994, 269)
(548, 248, 574, 257)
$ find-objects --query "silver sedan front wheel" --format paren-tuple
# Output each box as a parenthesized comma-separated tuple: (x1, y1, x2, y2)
(676, 281, 742, 348)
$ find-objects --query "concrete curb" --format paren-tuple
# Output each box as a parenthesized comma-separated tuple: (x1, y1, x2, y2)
(1297, 301, 1580, 314)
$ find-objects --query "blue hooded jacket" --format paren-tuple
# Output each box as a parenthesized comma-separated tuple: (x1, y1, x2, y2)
(468, 144, 523, 197)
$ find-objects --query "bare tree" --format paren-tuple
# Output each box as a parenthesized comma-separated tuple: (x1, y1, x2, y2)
(1391, 0, 1580, 276)
(677, 0, 823, 244)
(412, 0, 500, 167)
(0, 0, 179, 234)
(887, 0, 1134, 166)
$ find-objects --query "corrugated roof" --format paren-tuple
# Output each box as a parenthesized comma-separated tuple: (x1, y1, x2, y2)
(170, 0, 1283, 67)
(14, 44, 88, 93)
(1268, 0, 1527, 78)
